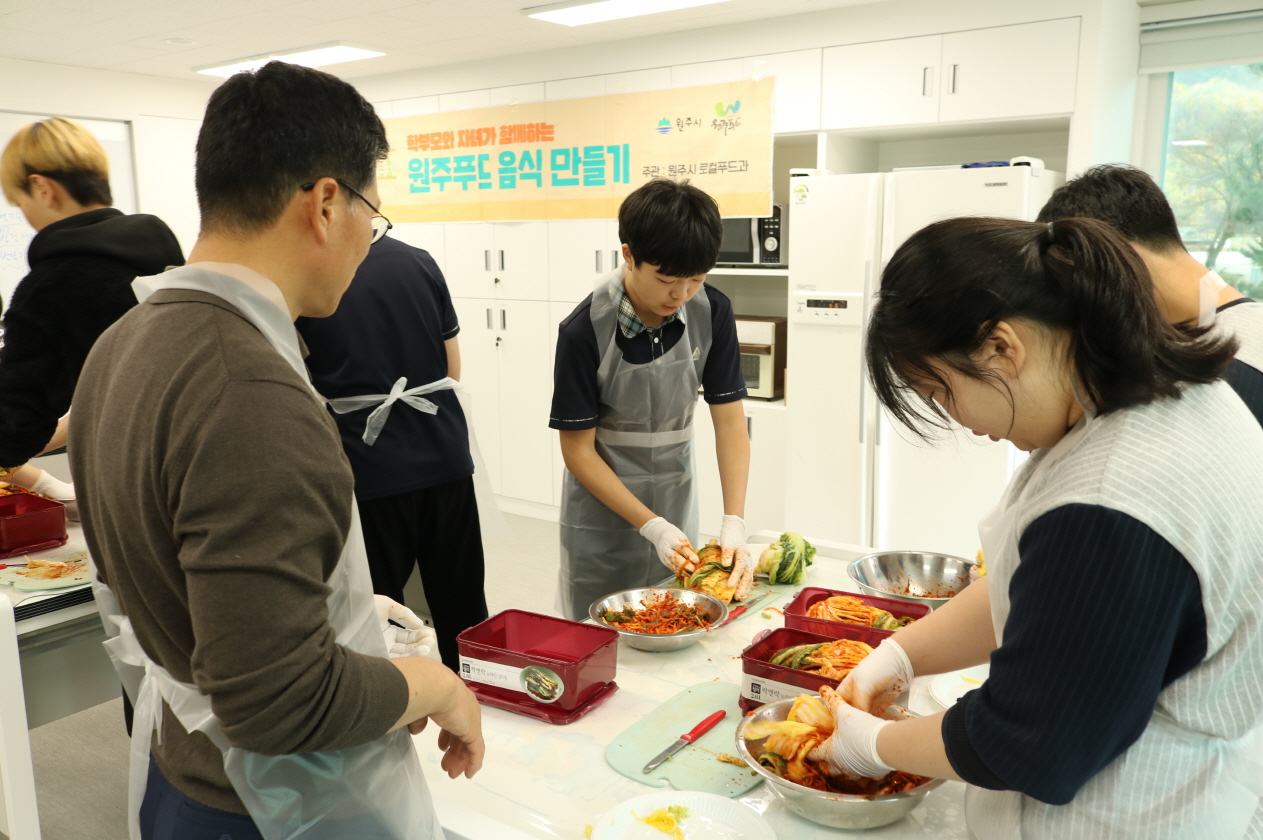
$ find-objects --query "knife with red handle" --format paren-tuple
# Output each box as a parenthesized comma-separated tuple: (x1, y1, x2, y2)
(641, 710, 728, 772)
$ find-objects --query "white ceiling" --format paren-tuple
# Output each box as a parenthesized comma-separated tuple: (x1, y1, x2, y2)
(0, 0, 892, 83)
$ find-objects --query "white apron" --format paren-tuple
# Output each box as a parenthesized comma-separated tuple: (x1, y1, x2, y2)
(556, 266, 712, 620)
(325, 376, 508, 540)
(967, 396, 1263, 840)
(96, 266, 443, 840)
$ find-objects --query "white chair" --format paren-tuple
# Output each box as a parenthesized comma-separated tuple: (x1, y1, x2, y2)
(0, 589, 41, 839)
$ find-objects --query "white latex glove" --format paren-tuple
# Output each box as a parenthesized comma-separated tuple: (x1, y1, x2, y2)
(837, 637, 914, 717)
(717, 515, 753, 600)
(374, 595, 436, 659)
(807, 685, 895, 779)
(30, 471, 78, 521)
(639, 517, 700, 575)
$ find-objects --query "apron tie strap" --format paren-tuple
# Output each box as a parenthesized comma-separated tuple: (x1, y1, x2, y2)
(327, 376, 458, 445)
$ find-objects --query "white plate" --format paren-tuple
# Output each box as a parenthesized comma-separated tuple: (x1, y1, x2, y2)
(592, 791, 776, 840)
(929, 664, 990, 709)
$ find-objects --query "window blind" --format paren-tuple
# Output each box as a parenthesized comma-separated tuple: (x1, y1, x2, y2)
(1140, 2, 1263, 73)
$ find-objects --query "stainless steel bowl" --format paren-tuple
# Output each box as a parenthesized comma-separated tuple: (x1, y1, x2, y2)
(848, 551, 977, 609)
(735, 698, 944, 829)
(588, 587, 728, 651)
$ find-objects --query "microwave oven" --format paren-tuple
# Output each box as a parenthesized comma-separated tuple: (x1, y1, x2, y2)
(735, 316, 787, 400)
(717, 206, 786, 266)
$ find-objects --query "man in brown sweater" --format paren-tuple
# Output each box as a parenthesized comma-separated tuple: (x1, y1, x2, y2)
(70, 62, 483, 839)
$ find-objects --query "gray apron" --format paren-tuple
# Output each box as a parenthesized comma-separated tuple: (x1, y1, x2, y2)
(556, 266, 712, 620)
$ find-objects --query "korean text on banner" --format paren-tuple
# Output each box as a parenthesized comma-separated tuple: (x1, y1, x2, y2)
(379, 78, 774, 222)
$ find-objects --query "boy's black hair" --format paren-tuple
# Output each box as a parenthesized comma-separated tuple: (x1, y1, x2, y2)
(618, 178, 723, 277)
(867, 216, 1235, 439)
(195, 61, 388, 235)
(31, 170, 111, 207)
(1036, 164, 1185, 254)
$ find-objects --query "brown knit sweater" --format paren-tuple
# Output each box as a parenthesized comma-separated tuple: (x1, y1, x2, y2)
(69, 288, 408, 814)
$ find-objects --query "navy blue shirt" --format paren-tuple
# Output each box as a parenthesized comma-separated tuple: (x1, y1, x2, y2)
(1218, 297, 1263, 426)
(942, 504, 1207, 805)
(297, 235, 473, 501)
(549, 284, 747, 430)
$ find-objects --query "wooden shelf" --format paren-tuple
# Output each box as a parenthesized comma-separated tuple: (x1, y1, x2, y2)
(709, 267, 789, 277)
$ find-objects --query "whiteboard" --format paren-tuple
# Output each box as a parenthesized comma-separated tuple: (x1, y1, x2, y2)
(0, 113, 137, 312)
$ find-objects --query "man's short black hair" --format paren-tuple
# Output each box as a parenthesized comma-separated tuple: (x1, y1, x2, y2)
(618, 178, 723, 277)
(1036, 164, 1185, 254)
(195, 61, 388, 235)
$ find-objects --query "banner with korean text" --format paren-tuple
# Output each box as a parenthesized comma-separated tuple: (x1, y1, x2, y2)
(379, 78, 774, 222)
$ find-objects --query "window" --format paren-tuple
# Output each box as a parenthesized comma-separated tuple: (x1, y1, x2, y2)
(1162, 63, 1263, 298)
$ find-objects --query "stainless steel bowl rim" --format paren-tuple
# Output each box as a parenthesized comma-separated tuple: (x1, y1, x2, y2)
(587, 587, 729, 638)
(847, 551, 977, 602)
(735, 700, 945, 802)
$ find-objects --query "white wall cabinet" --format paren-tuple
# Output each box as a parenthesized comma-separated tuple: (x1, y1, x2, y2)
(548, 220, 621, 304)
(452, 297, 554, 505)
(821, 36, 942, 130)
(938, 19, 1079, 123)
(694, 399, 787, 539)
(821, 18, 1079, 131)
(444, 222, 549, 300)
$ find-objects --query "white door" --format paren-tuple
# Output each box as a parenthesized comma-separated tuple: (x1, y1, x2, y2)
(452, 297, 502, 495)
(821, 35, 942, 130)
(939, 18, 1079, 123)
(496, 300, 554, 504)
(444, 223, 497, 299)
(548, 220, 612, 303)
(493, 222, 550, 301)
(389, 223, 446, 273)
(784, 175, 883, 546)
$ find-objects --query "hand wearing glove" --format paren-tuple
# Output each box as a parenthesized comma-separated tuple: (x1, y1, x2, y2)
(807, 685, 894, 780)
(639, 517, 700, 576)
(30, 471, 78, 521)
(374, 595, 437, 659)
(837, 637, 914, 717)
(718, 515, 754, 600)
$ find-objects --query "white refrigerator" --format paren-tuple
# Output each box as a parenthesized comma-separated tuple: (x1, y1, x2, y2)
(785, 166, 1063, 559)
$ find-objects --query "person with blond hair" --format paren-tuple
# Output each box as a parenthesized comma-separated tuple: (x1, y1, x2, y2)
(0, 116, 183, 508)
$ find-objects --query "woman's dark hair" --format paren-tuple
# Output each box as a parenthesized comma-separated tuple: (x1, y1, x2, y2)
(1036, 165, 1185, 254)
(618, 178, 723, 277)
(195, 61, 388, 236)
(867, 216, 1237, 438)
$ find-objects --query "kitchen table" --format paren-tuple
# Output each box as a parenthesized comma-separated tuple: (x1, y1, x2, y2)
(418, 533, 970, 840)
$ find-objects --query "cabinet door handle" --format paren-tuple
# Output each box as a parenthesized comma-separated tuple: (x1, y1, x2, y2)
(612, 250, 620, 268)
(500, 309, 507, 330)
(499, 250, 505, 271)
(595, 250, 602, 273)
(486, 308, 493, 330)
(484, 250, 491, 271)
(950, 64, 958, 94)
(922, 66, 932, 97)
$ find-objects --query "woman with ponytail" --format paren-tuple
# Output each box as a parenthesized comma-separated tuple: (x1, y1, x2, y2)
(807, 216, 1263, 839)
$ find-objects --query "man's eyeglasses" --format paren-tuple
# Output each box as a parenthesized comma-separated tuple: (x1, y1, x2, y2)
(301, 179, 393, 244)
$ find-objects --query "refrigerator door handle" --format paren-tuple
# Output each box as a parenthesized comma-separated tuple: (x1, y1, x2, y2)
(859, 258, 873, 445)
(950, 64, 959, 95)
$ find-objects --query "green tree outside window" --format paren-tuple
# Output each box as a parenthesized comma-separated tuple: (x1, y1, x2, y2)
(1164, 64, 1263, 299)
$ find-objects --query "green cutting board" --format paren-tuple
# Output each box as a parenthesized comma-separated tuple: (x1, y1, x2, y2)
(605, 682, 763, 798)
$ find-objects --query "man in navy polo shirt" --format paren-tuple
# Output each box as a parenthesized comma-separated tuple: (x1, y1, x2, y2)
(551, 178, 754, 620)
(298, 234, 488, 669)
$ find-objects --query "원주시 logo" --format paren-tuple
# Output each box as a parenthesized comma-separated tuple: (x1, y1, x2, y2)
(655, 118, 672, 135)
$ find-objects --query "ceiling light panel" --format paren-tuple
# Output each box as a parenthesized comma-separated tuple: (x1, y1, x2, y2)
(195, 42, 384, 78)
(524, 0, 727, 27)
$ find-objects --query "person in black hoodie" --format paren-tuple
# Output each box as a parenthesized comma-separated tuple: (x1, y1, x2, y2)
(0, 117, 184, 507)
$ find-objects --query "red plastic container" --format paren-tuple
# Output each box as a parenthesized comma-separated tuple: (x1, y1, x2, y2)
(784, 587, 930, 640)
(0, 495, 67, 559)
(739, 625, 887, 712)
(457, 609, 619, 724)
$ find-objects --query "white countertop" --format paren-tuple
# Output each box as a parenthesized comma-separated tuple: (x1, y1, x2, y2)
(416, 535, 969, 840)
